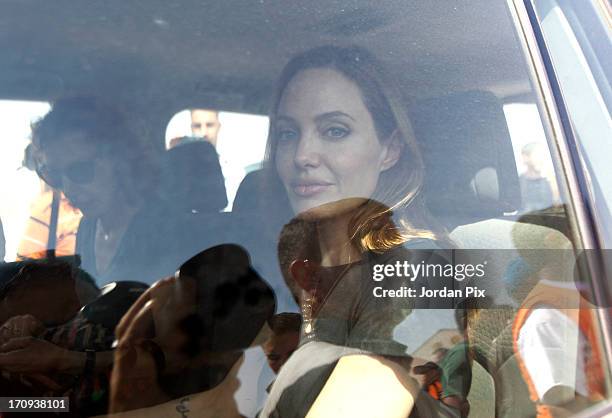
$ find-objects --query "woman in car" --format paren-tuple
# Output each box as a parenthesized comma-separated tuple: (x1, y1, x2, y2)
(110, 45, 453, 418)
(256, 45, 451, 418)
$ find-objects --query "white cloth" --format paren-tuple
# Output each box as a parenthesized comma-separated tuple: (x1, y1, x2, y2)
(517, 307, 588, 404)
(234, 347, 274, 417)
(214, 135, 245, 211)
(218, 153, 245, 212)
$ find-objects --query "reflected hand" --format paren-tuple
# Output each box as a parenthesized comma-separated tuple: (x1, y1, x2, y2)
(115, 275, 197, 371)
(0, 337, 73, 374)
(110, 340, 170, 412)
(111, 276, 197, 412)
(115, 276, 195, 341)
(0, 314, 45, 345)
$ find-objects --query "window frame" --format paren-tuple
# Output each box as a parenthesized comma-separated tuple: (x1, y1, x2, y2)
(508, 0, 612, 402)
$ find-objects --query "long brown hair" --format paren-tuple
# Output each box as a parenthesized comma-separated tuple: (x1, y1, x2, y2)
(266, 46, 447, 254)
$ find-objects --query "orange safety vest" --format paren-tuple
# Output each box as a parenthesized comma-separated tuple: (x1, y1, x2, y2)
(17, 190, 81, 260)
(512, 282, 606, 418)
(427, 380, 444, 400)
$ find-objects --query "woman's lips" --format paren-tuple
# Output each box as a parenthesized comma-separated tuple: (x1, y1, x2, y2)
(291, 182, 331, 197)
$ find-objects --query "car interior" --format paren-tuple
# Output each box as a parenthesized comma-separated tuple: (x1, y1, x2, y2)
(0, 1, 607, 417)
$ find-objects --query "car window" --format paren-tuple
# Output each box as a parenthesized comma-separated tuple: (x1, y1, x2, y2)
(0, 1, 609, 417)
(533, 0, 612, 248)
(0, 100, 57, 261)
(503, 102, 561, 213)
(165, 108, 268, 210)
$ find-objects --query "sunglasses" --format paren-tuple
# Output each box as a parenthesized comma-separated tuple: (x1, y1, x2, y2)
(36, 159, 97, 189)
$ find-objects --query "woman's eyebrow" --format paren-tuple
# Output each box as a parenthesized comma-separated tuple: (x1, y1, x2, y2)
(315, 111, 355, 123)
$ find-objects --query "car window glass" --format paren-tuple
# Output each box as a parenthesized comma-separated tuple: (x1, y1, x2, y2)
(503, 102, 561, 213)
(534, 0, 612, 247)
(0, 1, 609, 417)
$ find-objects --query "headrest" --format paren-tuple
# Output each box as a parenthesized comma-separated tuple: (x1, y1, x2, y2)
(161, 141, 227, 213)
(411, 91, 521, 228)
(156, 244, 275, 397)
(232, 168, 293, 235)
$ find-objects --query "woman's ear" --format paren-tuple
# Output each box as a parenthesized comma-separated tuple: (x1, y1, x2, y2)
(380, 130, 404, 172)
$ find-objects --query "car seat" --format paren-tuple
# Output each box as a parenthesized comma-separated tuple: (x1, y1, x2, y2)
(411, 90, 575, 417)
(412, 91, 522, 231)
(158, 141, 234, 266)
(231, 169, 297, 312)
(160, 140, 228, 213)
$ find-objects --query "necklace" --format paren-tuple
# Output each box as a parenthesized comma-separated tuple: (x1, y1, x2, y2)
(296, 261, 352, 335)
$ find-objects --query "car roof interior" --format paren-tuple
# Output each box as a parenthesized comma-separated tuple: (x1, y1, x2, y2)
(2, 0, 533, 114)
(2, 0, 560, 236)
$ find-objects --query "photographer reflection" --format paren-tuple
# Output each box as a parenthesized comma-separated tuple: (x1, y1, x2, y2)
(0, 259, 147, 416)
(0, 259, 99, 328)
(0, 97, 232, 416)
(108, 244, 275, 417)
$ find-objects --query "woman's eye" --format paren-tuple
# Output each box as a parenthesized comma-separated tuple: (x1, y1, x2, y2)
(324, 126, 349, 139)
(277, 129, 298, 142)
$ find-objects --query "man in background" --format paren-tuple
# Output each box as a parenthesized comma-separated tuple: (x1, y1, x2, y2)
(519, 142, 554, 213)
(169, 109, 221, 149)
(169, 109, 244, 210)
(190, 109, 221, 148)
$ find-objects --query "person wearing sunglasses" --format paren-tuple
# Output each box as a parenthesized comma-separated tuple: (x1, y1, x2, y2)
(0, 98, 205, 416)
(30, 97, 174, 287)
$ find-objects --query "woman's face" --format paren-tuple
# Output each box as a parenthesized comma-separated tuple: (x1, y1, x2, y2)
(274, 68, 398, 219)
(37, 131, 119, 218)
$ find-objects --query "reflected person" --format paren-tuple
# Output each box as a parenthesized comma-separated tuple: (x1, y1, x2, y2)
(263, 313, 301, 375)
